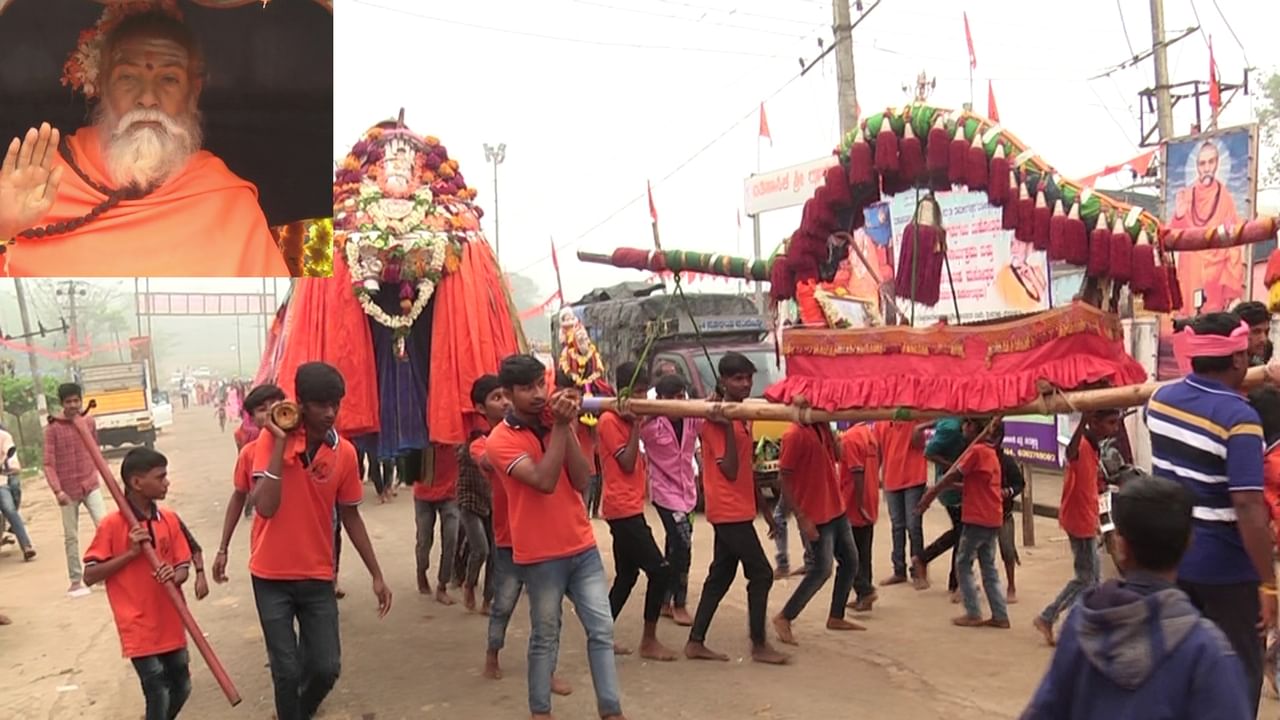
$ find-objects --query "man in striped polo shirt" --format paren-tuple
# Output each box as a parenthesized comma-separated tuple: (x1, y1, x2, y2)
(1145, 312, 1277, 714)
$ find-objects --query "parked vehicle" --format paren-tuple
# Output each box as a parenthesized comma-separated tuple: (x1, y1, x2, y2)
(79, 362, 159, 450)
(151, 391, 175, 431)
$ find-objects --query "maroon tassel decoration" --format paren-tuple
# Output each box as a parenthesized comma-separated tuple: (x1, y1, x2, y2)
(1048, 200, 1067, 261)
(1032, 190, 1051, 251)
(988, 145, 1010, 206)
(769, 254, 795, 301)
(1064, 204, 1089, 266)
(1130, 232, 1157, 292)
(965, 135, 988, 191)
(1001, 194, 1018, 231)
(1108, 217, 1133, 282)
(1143, 263, 1172, 312)
(1015, 184, 1034, 242)
(847, 127, 874, 186)
(1167, 262, 1184, 311)
(926, 121, 950, 190)
(894, 198, 946, 307)
(899, 121, 924, 187)
(1087, 222, 1111, 277)
(822, 165, 851, 206)
(875, 124, 900, 175)
(948, 129, 969, 186)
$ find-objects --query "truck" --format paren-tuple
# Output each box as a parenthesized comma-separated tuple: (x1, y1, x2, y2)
(553, 282, 787, 500)
(79, 362, 159, 450)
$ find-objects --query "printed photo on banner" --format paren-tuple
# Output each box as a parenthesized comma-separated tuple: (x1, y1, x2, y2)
(888, 190, 1050, 324)
(1162, 125, 1258, 315)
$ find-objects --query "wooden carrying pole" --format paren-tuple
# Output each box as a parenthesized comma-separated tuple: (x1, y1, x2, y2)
(582, 365, 1276, 421)
(71, 416, 241, 706)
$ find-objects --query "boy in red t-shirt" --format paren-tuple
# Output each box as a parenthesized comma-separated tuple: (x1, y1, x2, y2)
(84, 448, 193, 719)
(772, 419, 865, 645)
(918, 417, 1010, 628)
(414, 441, 461, 605)
(486, 355, 624, 720)
(841, 422, 880, 611)
(1033, 409, 1120, 646)
(598, 362, 678, 660)
(876, 419, 930, 587)
(211, 383, 285, 585)
(685, 352, 789, 666)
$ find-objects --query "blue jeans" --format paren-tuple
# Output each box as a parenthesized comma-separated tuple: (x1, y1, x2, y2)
(885, 485, 926, 578)
(523, 548, 622, 716)
(0, 475, 32, 549)
(131, 648, 191, 720)
(252, 577, 342, 720)
(772, 496, 815, 570)
(955, 524, 1008, 622)
(781, 516, 858, 621)
(487, 546, 523, 652)
(1039, 536, 1099, 624)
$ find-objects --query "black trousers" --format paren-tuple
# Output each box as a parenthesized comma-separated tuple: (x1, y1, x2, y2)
(851, 524, 875, 600)
(690, 521, 773, 644)
(252, 577, 342, 720)
(1179, 580, 1263, 716)
(131, 648, 191, 720)
(920, 504, 962, 592)
(607, 514, 672, 623)
(654, 504, 693, 607)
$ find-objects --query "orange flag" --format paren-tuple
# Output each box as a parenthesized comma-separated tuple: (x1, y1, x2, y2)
(963, 12, 976, 70)
(1208, 36, 1222, 114)
(647, 181, 658, 224)
(987, 80, 1000, 122)
(759, 102, 772, 145)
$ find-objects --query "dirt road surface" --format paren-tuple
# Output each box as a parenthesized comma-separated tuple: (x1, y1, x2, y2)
(2, 406, 1274, 719)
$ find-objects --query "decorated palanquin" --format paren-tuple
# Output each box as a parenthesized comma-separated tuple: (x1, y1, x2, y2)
(257, 112, 522, 457)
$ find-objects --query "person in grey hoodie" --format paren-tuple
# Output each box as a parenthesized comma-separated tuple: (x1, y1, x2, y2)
(1021, 474, 1253, 720)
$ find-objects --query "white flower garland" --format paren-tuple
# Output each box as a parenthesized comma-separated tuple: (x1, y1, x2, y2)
(345, 238, 446, 331)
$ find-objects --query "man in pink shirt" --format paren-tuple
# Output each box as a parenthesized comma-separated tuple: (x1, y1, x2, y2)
(639, 373, 703, 626)
(43, 383, 107, 598)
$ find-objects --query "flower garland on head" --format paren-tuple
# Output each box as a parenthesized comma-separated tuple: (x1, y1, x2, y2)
(345, 238, 446, 358)
(62, 1, 184, 100)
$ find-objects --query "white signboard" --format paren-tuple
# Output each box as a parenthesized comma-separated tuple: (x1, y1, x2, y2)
(743, 155, 840, 216)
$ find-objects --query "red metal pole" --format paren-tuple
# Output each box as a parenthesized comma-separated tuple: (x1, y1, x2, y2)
(71, 416, 241, 706)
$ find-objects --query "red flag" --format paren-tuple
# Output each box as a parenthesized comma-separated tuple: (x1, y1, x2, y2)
(758, 102, 772, 145)
(987, 80, 999, 122)
(550, 237, 564, 301)
(1208, 36, 1222, 114)
(647, 181, 658, 224)
(963, 12, 976, 70)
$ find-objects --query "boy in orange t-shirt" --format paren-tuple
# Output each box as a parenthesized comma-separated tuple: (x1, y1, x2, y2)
(1033, 409, 1121, 646)
(685, 352, 789, 666)
(876, 419, 930, 586)
(599, 362, 678, 660)
(486, 355, 624, 720)
(841, 422, 880, 610)
(211, 383, 285, 585)
(413, 441, 461, 605)
(918, 418, 1010, 628)
(84, 448, 193, 720)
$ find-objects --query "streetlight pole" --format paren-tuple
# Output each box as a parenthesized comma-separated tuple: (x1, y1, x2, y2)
(483, 142, 506, 262)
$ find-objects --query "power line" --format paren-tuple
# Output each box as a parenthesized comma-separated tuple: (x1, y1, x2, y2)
(1116, 0, 1137, 58)
(649, 0, 822, 27)
(349, 0, 788, 58)
(1210, 0, 1250, 67)
(569, 0, 817, 39)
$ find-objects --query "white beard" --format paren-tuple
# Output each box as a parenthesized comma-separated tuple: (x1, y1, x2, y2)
(95, 106, 203, 191)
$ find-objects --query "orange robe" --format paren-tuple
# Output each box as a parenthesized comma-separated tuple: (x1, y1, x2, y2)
(1168, 180, 1243, 313)
(6, 127, 288, 277)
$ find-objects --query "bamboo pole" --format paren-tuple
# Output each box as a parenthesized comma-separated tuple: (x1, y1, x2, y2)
(582, 365, 1275, 421)
(71, 416, 241, 706)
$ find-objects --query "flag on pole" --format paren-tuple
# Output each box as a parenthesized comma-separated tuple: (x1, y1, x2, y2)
(550, 237, 564, 304)
(647, 181, 658, 224)
(758, 102, 772, 145)
(1208, 36, 1222, 114)
(987, 80, 1000, 122)
(963, 12, 977, 70)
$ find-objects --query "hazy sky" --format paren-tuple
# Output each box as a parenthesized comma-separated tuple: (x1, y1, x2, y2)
(337, 0, 1279, 304)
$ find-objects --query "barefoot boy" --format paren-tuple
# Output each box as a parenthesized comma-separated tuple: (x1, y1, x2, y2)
(84, 448, 193, 720)
(840, 421, 879, 611)
(685, 352, 789, 665)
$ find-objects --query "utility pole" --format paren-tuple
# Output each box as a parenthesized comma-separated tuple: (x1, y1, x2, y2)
(483, 143, 506, 262)
(832, 0, 858, 137)
(1149, 0, 1174, 143)
(12, 279, 47, 421)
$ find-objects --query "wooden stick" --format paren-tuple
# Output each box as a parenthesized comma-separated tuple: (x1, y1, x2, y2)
(585, 365, 1275, 421)
(71, 416, 242, 706)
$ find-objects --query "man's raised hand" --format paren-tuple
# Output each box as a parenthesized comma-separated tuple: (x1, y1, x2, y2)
(0, 124, 64, 237)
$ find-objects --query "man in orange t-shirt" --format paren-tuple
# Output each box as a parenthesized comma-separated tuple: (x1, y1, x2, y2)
(773, 420, 865, 645)
(841, 422, 880, 610)
(249, 362, 392, 720)
(485, 354, 623, 720)
(876, 420, 930, 586)
(598, 362, 678, 662)
(413, 442, 461, 605)
(918, 417, 1009, 628)
(211, 383, 285, 587)
(685, 352, 789, 666)
(1034, 409, 1120, 645)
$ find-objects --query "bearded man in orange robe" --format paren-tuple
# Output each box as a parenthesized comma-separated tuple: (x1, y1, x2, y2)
(0, 11, 288, 277)
(1168, 140, 1244, 313)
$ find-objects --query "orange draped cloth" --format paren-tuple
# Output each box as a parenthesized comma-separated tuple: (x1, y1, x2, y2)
(271, 249, 379, 437)
(429, 240, 521, 445)
(5, 127, 289, 277)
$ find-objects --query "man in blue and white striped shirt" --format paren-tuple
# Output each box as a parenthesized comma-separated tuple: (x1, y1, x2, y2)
(1145, 312, 1276, 715)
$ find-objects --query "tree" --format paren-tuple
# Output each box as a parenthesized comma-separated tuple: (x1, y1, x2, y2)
(1259, 71, 1280, 187)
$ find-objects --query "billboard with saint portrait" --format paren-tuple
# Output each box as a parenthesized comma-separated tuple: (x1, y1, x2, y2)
(1162, 125, 1258, 315)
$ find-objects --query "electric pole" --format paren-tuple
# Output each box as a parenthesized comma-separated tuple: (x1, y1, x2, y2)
(833, 0, 858, 137)
(12, 279, 47, 421)
(1149, 0, 1174, 142)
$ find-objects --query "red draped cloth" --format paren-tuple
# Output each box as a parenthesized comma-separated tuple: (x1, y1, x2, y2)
(429, 240, 521, 445)
(269, 248, 379, 436)
(766, 303, 1147, 413)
